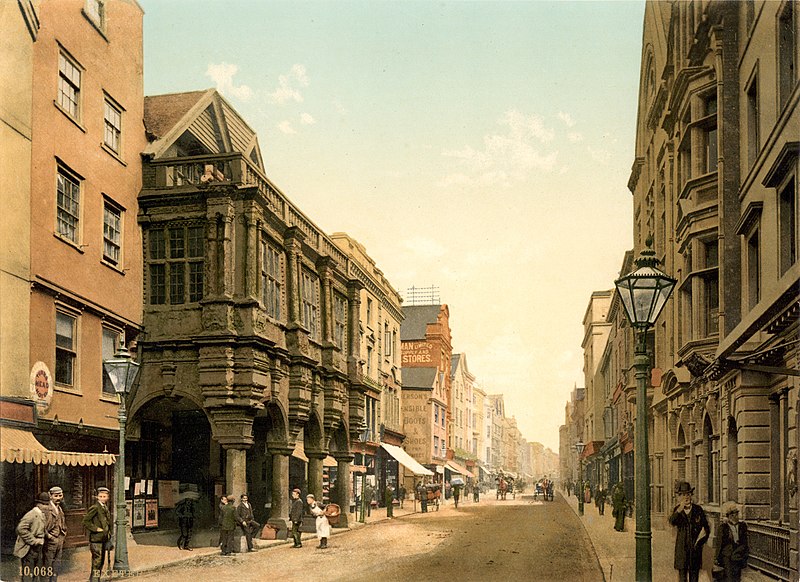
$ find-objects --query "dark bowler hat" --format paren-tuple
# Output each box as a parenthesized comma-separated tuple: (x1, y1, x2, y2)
(37, 492, 51, 503)
(675, 481, 694, 494)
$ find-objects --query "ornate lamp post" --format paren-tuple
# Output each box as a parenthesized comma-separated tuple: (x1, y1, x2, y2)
(103, 345, 140, 572)
(574, 441, 585, 516)
(614, 243, 676, 582)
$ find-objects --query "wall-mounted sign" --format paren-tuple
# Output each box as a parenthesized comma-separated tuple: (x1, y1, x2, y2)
(402, 341, 433, 364)
(30, 362, 53, 413)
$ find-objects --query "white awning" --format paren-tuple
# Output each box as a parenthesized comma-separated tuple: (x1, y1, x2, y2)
(445, 460, 475, 478)
(380, 443, 433, 476)
(0, 426, 116, 466)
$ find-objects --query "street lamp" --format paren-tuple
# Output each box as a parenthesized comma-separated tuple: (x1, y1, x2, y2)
(103, 344, 140, 572)
(614, 243, 676, 582)
(574, 441, 585, 516)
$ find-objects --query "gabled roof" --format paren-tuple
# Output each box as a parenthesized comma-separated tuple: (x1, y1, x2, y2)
(401, 367, 437, 389)
(143, 88, 264, 170)
(400, 305, 441, 341)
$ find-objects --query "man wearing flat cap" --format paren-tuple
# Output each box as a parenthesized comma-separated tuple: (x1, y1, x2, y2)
(82, 487, 112, 582)
(44, 485, 67, 581)
(14, 492, 50, 582)
(669, 481, 710, 582)
(289, 488, 304, 548)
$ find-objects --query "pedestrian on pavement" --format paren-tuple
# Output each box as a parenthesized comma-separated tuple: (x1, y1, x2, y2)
(596, 486, 606, 516)
(289, 488, 304, 548)
(583, 482, 592, 505)
(175, 494, 195, 551)
(43, 485, 67, 581)
(236, 493, 260, 552)
(82, 487, 113, 582)
(364, 484, 374, 517)
(219, 495, 237, 555)
(452, 483, 461, 508)
(306, 494, 330, 549)
(715, 501, 749, 582)
(385, 485, 395, 518)
(445, 481, 452, 501)
(669, 481, 710, 582)
(473, 483, 480, 503)
(398, 484, 406, 509)
(417, 482, 428, 513)
(14, 492, 49, 582)
(611, 483, 627, 532)
(217, 495, 228, 549)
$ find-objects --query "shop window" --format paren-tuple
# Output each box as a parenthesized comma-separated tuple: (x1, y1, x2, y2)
(55, 311, 77, 387)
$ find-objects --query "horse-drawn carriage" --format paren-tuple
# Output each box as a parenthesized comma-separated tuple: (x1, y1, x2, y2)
(425, 483, 441, 510)
(495, 474, 515, 500)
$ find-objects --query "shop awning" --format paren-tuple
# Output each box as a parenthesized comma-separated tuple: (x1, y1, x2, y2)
(445, 460, 475, 478)
(291, 439, 308, 462)
(380, 443, 433, 476)
(323, 456, 337, 467)
(0, 426, 116, 466)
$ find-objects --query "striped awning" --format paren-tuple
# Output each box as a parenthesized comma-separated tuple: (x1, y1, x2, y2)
(0, 426, 116, 466)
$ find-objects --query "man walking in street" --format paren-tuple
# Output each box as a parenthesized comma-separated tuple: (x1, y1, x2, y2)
(363, 484, 374, 517)
(452, 483, 461, 508)
(417, 481, 427, 513)
(384, 485, 394, 518)
(289, 488, 304, 548)
(611, 482, 626, 532)
(14, 492, 49, 582)
(669, 481, 710, 582)
(398, 484, 406, 509)
(44, 486, 67, 581)
(236, 493, 260, 552)
(175, 493, 195, 551)
(82, 487, 112, 582)
(219, 495, 237, 555)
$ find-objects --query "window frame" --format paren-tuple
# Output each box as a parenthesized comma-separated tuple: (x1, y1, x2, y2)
(101, 326, 121, 397)
(777, 0, 796, 112)
(778, 174, 797, 276)
(55, 310, 78, 390)
(57, 49, 82, 121)
(301, 269, 319, 339)
(56, 163, 81, 245)
(333, 293, 347, 350)
(260, 238, 283, 321)
(147, 224, 204, 306)
(102, 197, 123, 267)
(103, 95, 123, 156)
(745, 67, 760, 168)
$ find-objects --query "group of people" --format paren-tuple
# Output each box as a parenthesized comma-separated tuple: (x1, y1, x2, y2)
(215, 493, 262, 554)
(14, 486, 68, 582)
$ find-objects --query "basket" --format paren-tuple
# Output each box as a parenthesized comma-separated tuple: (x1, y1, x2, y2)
(324, 503, 341, 526)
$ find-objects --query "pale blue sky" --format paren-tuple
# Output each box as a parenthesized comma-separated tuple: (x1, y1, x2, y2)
(141, 0, 646, 452)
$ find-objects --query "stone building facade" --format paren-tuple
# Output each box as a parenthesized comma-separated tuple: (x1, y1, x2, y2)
(131, 89, 361, 533)
(628, 2, 798, 578)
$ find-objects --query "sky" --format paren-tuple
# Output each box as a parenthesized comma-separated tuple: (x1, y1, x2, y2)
(141, 0, 646, 453)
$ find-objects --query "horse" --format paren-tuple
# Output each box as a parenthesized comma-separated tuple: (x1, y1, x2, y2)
(498, 478, 508, 500)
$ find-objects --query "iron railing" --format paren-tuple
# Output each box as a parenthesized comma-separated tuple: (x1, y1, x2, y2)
(747, 521, 791, 581)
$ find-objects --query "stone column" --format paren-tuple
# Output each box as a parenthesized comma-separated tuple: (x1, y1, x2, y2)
(317, 258, 334, 345)
(268, 447, 292, 537)
(225, 447, 248, 499)
(333, 453, 354, 528)
(307, 453, 325, 500)
(346, 280, 363, 375)
(244, 211, 258, 300)
(284, 228, 304, 327)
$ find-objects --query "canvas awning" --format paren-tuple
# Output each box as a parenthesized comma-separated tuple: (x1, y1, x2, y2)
(291, 439, 308, 462)
(323, 455, 337, 467)
(445, 460, 475, 478)
(0, 426, 116, 466)
(380, 443, 433, 476)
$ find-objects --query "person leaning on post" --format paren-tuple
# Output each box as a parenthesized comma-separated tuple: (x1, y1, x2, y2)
(14, 492, 50, 582)
(82, 487, 113, 582)
(236, 493, 260, 552)
(44, 485, 67, 581)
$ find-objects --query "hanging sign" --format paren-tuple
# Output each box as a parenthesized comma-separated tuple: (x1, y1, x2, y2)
(30, 362, 53, 413)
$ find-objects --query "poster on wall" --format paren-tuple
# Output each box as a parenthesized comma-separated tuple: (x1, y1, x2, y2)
(125, 500, 132, 526)
(145, 498, 158, 527)
(133, 498, 145, 528)
(158, 480, 179, 508)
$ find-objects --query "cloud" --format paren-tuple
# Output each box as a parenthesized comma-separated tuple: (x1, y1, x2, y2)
(567, 132, 584, 143)
(205, 62, 253, 101)
(441, 110, 559, 187)
(277, 121, 296, 134)
(557, 111, 576, 127)
(300, 112, 316, 125)
(588, 146, 612, 164)
(268, 64, 310, 105)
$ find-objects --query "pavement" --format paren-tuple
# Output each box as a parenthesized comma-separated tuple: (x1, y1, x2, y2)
(562, 490, 770, 582)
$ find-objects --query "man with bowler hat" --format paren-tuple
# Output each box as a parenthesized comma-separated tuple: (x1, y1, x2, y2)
(289, 488, 304, 548)
(82, 487, 112, 582)
(669, 481, 710, 582)
(44, 486, 67, 581)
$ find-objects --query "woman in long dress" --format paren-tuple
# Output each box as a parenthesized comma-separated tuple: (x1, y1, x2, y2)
(306, 495, 330, 549)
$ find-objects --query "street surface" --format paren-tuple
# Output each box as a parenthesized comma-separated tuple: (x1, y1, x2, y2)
(135, 494, 602, 582)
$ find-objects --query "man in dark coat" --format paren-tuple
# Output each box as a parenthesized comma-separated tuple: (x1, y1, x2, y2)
(289, 488, 304, 548)
(236, 493, 260, 552)
(15, 492, 49, 582)
(716, 501, 749, 582)
(44, 485, 67, 581)
(219, 495, 237, 555)
(611, 483, 627, 532)
(669, 481, 710, 582)
(175, 494, 195, 550)
(417, 481, 427, 513)
(82, 487, 112, 582)
(385, 485, 394, 517)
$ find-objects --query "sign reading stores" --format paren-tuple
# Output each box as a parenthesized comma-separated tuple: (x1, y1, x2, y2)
(402, 341, 433, 364)
(30, 362, 53, 413)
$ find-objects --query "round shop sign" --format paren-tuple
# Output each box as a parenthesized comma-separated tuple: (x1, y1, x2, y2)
(30, 362, 53, 413)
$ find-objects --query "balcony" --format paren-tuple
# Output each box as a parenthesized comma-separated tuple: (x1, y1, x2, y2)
(142, 152, 348, 267)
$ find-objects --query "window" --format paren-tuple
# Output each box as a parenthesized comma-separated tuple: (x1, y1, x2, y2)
(260, 240, 282, 320)
(366, 345, 373, 375)
(434, 436, 439, 457)
(103, 98, 122, 154)
(747, 230, 760, 309)
(102, 201, 121, 265)
(147, 225, 204, 305)
(778, 2, 796, 110)
(85, 0, 105, 29)
(366, 298, 373, 327)
(101, 328, 119, 395)
(301, 270, 319, 339)
(703, 95, 718, 174)
(384, 322, 391, 357)
(55, 312, 76, 386)
(434, 405, 439, 424)
(334, 294, 347, 349)
(56, 166, 80, 243)
(779, 177, 797, 275)
(746, 74, 759, 166)
(58, 51, 81, 119)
